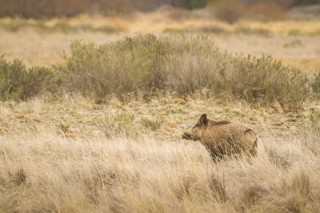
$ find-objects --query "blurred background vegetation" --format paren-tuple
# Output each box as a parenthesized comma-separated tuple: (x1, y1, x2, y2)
(0, 0, 319, 108)
(0, 0, 319, 18)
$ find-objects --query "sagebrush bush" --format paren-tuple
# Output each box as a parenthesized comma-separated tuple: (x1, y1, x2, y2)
(61, 34, 309, 111)
(61, 34, 170, 98)
(0, 35, 308, 110)
(0, 55, 61, 100)
(172, 0, 207, 9)
(215, 54, 309, 111)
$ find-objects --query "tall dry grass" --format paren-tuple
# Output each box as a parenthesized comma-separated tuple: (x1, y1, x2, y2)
(1, 126, 320, 212)
(0, 92, 318, 212)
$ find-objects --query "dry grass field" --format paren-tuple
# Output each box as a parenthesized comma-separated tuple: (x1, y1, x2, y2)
(1, 97, 320, 212)
(1, 30, 320, 72)
(1, 8, 320, 212)
(1, 11, 320, 70)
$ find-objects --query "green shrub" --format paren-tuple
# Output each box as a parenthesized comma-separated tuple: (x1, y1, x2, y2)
(61, 34, 309, 111)
(172, 0, 207, 9)
(293, 0, 320, 5)
(213, 55, 309, 111)
(166, 36, 309, 111)
(0, 56, 61, 100)
(61, 34, 169, 98)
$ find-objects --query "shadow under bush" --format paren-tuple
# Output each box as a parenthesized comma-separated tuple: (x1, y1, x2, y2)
(0, 55, 61, 100)
(61, 34, 309, 111)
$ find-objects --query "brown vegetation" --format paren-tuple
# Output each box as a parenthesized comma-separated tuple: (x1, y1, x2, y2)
(0, 96, 320, 212)
(0, 0, 92, 18)
(0, 0, 171, 18)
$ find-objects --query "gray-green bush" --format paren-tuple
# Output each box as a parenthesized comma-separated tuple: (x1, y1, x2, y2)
(61, 35, 169, 97)
(0, 55, 61, 100)
(214, 55, 309, 111)
(172, 0, 208, 9)
(61, 34, 309, 111)
(0, 35, 311, 111)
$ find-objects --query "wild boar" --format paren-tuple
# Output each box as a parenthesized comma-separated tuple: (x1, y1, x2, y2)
(182, 114, 258, 159)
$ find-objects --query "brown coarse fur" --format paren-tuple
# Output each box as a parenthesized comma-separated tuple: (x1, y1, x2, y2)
(182, 114, 258, 159)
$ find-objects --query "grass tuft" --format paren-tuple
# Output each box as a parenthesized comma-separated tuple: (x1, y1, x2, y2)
(140, 117, 163, 131)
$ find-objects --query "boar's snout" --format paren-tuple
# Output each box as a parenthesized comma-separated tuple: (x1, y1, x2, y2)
(182, 132, 193, 140)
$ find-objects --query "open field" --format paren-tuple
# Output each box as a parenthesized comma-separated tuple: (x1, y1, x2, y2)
(1, 31, 320, 72)
(0, 11, 320, 70)
(1, 97, 320, 212)
(1, 10, 320, 212)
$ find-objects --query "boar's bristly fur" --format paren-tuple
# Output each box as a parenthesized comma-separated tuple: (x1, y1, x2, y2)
(182, 114, 258, 160)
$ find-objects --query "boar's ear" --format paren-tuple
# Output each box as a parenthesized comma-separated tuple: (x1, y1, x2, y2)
(199, 114, 208, 126)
